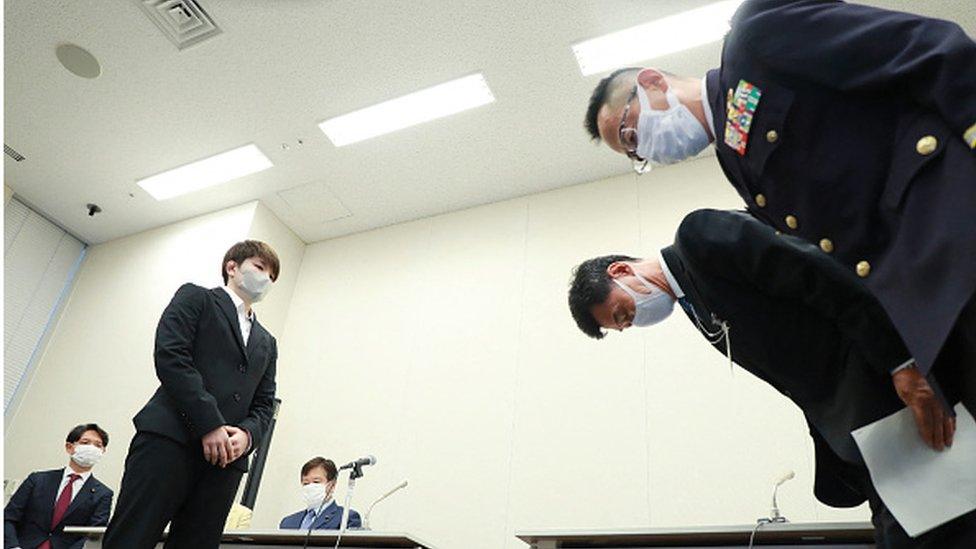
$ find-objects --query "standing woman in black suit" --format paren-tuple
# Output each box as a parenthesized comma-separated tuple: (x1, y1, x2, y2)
(103, 240, 280, 549)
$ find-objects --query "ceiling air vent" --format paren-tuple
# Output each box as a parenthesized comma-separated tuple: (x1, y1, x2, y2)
(4, 144, 25, 162)
(134, 0, 221, 50)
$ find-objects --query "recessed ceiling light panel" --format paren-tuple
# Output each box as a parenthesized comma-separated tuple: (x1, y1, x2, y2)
(137, 144, 273, 200)
(319, 73, 496, 147)
(572, 1, 744, 76)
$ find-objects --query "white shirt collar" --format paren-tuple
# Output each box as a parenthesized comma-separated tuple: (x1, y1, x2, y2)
(309, 499, 336, 516)
(657, 250, 685, 299)
(63, 466, 92, 484)
(221, 286, 253, 320)
(701, 76, 715, 141)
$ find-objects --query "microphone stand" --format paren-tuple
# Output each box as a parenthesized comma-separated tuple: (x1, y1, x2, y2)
(334, 463, 364, 549)
(362, 480, 408, 530)
(757, 478, 791, 525)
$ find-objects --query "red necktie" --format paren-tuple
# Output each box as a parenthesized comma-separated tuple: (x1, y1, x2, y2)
(39, 473, 80, 549)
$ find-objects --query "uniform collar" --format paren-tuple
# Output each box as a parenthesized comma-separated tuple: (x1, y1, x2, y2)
(701, 75, 715, 142)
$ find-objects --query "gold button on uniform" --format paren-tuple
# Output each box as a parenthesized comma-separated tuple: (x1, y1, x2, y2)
(766, 130, 779, 143)
(755, 194, 767, 208)
(819, 238, 834, 253)
(916, 135, 938, 155)
(785, 215, 798, 230)
(856, 261, 871, 278)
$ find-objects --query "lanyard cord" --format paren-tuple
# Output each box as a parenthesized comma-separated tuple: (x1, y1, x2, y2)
(686, 300, 733, 374)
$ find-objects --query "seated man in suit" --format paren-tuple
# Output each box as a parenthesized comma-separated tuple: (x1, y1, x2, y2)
(568, 209, 975, 548)
(280, 457, 361, 531)
(4, 423, 114, 549)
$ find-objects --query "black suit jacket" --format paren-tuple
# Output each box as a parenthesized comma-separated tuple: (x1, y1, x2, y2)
(709, 0, 976, 375)
(4, 469, 112, 549)
(662, 209, 927, 507)
(132, 284, 277, 472)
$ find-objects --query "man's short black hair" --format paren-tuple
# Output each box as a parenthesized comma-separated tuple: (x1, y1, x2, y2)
(66, 423, 109, 447)
(585, 67, 642, 141)
(569, 254, 639, 339)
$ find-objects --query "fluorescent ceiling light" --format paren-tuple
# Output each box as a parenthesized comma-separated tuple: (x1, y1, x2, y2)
(572, 0, 744, 76)
(137, 144, 273, 200)
(319, 73, 495, 147)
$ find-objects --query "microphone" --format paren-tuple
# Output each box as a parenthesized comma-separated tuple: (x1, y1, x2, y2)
(768, 470, 795, 523)
(363, 480, 408, 530)
(339, 455, 376, 470)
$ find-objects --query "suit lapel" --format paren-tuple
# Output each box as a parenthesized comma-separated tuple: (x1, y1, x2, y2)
(57, 476, 95, 527)
(213, 288, 247, 355)
(41, 470, 62, 528)
(245, 318, 265, 360)
(661, 246, 722, 332)
(314, 501, 338, 529)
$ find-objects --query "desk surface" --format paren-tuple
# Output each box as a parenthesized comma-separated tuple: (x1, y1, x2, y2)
(516, 521, 875, 547)
(63, 527, 436, 548)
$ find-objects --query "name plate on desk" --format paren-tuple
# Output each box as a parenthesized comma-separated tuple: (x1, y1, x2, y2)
(63, 527, 437, 548)
(516, 522, 875, 548)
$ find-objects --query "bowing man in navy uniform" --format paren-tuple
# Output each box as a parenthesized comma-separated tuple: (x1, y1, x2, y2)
(280, 457, 361, 531)
(4, 424, 113, 549)
(568, 209, 975, 548)
(583, 0, 976, 432)
(102, 241, 280, 549)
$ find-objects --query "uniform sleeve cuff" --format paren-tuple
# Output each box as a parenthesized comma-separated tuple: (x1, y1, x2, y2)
(890, 358, 915, 375)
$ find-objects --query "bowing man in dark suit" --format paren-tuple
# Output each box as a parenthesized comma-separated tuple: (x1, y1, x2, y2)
(4, 424, 113, 549)
(103, 240, 281, 549)
(568, 209, 975, 548)
(583, 0, 976, 383)
(279, 457, 362, 531)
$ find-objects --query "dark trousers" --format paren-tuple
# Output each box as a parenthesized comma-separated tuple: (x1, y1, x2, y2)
(103, 432, 243, 549)
(865, 479, 976, 548)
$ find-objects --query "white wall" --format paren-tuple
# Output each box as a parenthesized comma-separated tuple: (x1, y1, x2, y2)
(245, 202, 306, 337)
(5, 160, 870, 548)
(254, 157, 870, 548)
(3, 201, 304, 499)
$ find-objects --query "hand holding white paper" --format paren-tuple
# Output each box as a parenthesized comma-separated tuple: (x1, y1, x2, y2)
(852, 403, 976, 537)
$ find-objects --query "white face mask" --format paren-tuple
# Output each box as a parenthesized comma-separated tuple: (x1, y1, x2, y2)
(236, 265, 272, 303)
(613, 272, 675, 327)
(635, 82, 710, 165)
(301, 482, 330, 510)
(70, 444, 103, 468)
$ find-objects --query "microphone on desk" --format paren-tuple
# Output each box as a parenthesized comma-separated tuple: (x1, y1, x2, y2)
(767, 470, 795, 523)
(363, 480, 408, 530)
(339, 455, 377, 470)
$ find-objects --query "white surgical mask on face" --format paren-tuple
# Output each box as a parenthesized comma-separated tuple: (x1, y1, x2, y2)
(70, 444, 103, 468)
(613, 272, 675, 327)
(301, 482, 328, 510)
(237, 265, 272, 303)
(635, 82, 710, 165)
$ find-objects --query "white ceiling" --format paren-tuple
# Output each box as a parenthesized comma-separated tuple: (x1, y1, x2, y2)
(5, 0, 974, 244)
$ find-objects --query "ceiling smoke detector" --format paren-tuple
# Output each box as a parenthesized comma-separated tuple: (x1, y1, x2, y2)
(55, 44, 102, 78)
(134, 0, 221, 50)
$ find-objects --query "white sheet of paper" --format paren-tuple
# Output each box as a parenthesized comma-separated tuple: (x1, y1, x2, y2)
(852, 403, 976, 537)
